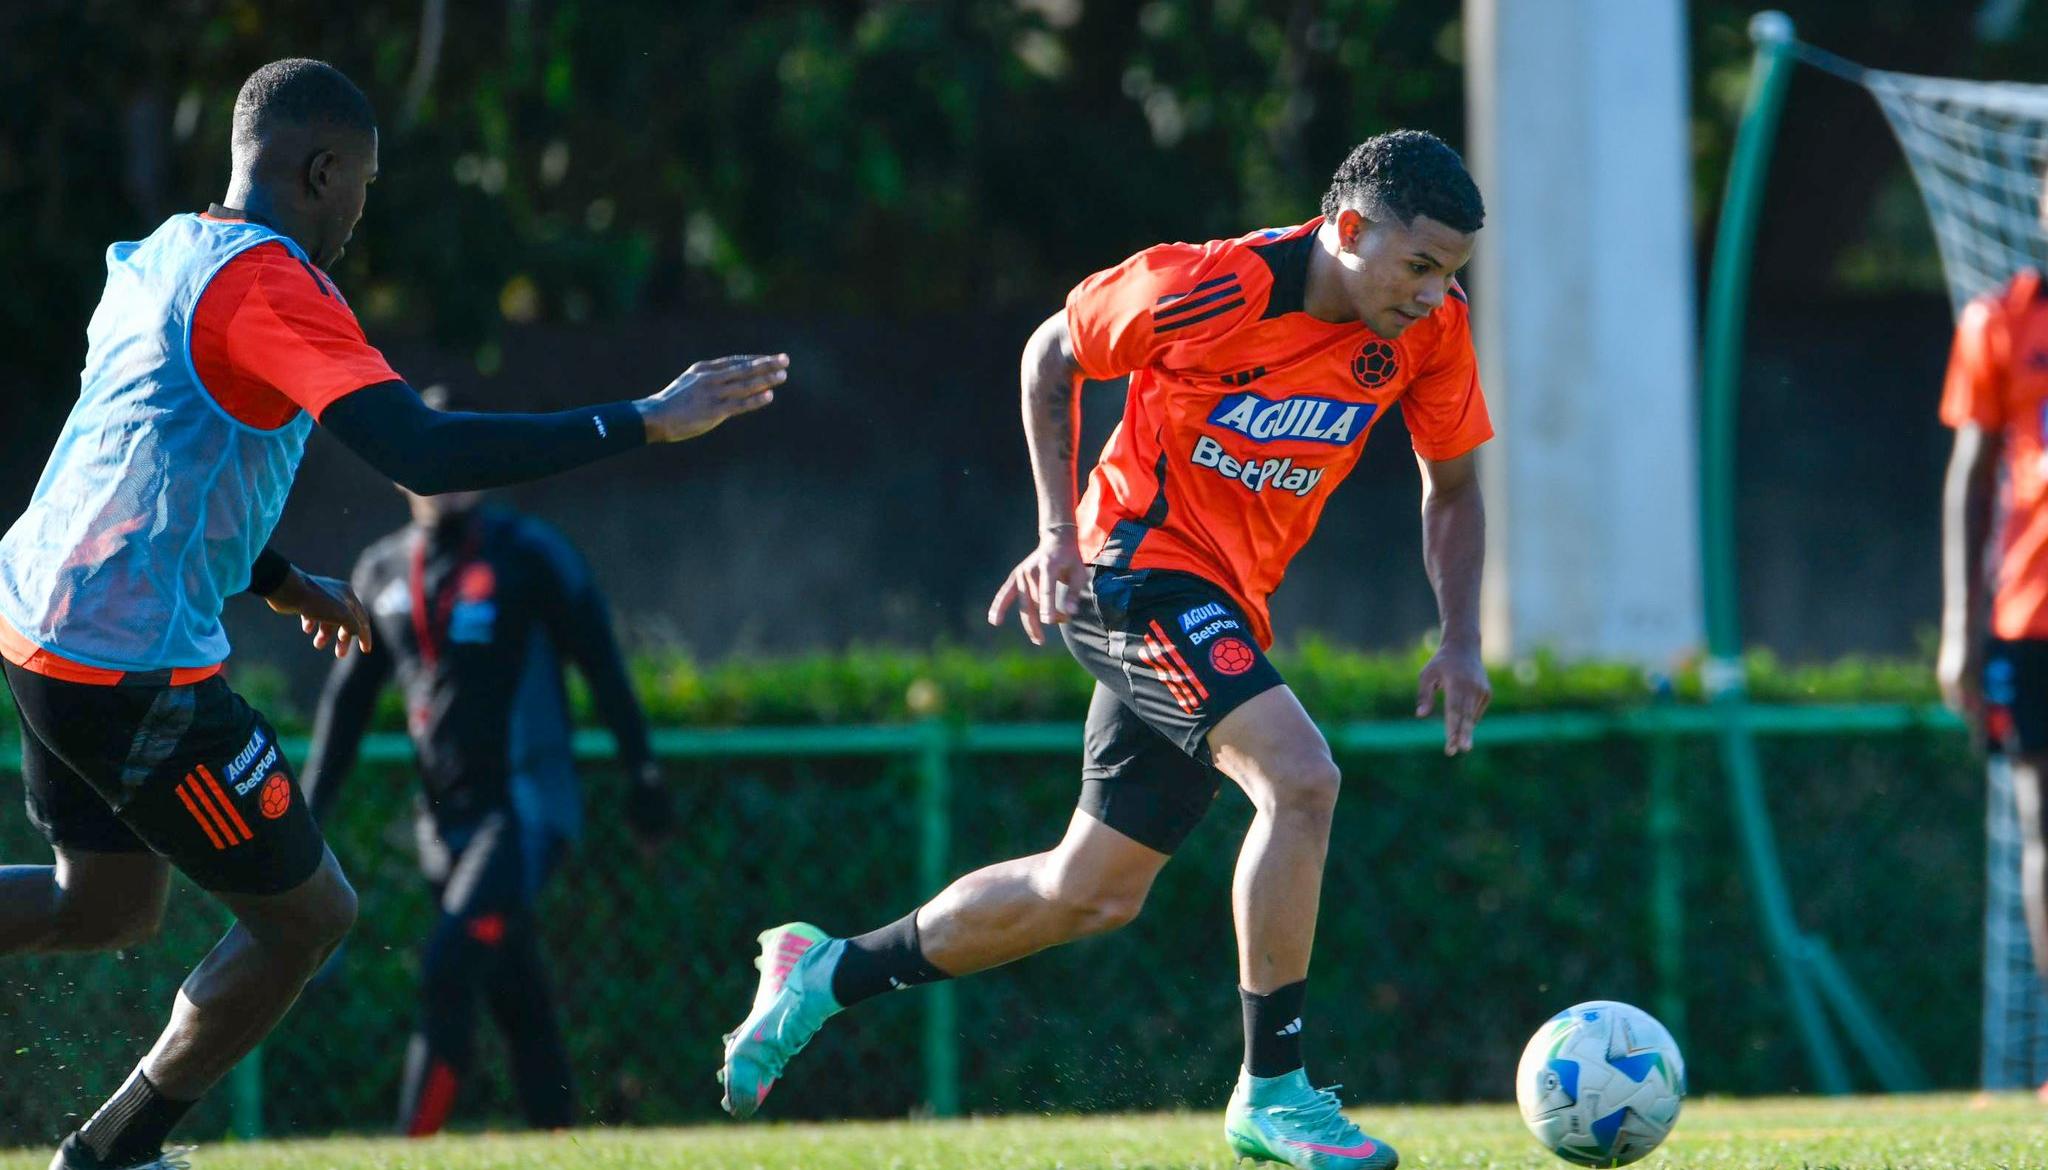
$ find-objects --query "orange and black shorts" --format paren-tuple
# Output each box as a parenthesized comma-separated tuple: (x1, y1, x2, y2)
(5, 662, 325, 895)
(1986, 638, 2048, 756)
(1060, 565, 1284, 854)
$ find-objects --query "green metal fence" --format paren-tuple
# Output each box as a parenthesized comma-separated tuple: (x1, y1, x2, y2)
(1697, 10, 1926, 1096)
(0, 703, 1975, 1143)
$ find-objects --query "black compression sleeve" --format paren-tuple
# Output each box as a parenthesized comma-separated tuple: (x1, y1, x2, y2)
(319, 380, 647, 494)
(245, 548, 292, 596)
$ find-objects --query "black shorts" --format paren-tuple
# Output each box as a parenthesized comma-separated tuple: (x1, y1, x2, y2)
(1059, 566, 1285, 854)
(5, 663, 326, 895)
(1987, 639, 2048, 755)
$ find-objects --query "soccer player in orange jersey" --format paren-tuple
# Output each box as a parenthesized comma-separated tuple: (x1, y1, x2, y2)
(721, 131, 1491, 1168)
(1937, 173, 2048, 1103)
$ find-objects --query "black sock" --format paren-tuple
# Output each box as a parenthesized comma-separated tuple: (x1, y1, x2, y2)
(1242, 981, 1308, 1078)
(829, 909, 951, 1007)
(78, 1068, 196, 1165)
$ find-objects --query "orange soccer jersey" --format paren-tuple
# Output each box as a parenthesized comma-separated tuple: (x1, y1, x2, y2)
(1942, 269, 2048, 640)
(1067, 217, 1492, 647)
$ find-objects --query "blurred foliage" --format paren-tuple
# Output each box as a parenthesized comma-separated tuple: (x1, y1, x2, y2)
(199, 642, 1946, 736)
(0, 0, 1464, 389)
(1689, 1, 2048, 295)
(12, 1, 2048, 373)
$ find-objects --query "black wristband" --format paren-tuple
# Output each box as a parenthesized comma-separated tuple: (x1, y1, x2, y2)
(247, 548, 293, 596)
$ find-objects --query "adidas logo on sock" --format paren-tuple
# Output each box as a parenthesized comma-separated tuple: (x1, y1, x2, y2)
(1275, 1017, 1303, 1037)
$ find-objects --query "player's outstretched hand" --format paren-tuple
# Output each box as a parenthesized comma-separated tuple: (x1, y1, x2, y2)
(637, 354, 788, 443)
(988, 526, 1085, 646)
(1416, 642, 1490, 756)
(265, 569, 374, 659)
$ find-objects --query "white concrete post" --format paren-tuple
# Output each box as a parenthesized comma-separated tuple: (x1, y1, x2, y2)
(1463, 0, 1703, 664)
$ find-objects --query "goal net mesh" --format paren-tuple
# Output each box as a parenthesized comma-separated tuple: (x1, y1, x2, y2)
(1861, 67, 2048, 1089)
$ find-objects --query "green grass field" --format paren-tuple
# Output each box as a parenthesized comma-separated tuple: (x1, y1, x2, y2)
(4, 1094, 2045, 1170)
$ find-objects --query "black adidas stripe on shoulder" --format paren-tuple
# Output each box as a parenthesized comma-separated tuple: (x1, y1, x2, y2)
(1251, 231, 1314, 319)
(1151, 272, 1247, 333)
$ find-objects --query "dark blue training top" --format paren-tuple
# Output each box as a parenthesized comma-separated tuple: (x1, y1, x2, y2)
(302, 505, 650, 828)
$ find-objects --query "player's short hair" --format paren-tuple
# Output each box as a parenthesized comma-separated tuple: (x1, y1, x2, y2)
(231, 59, 376, 156)
(1321, 130, 1485, 234)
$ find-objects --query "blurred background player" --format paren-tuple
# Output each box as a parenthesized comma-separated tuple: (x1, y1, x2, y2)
(718, 130, 1492, 1170)
(1937, 167, 2048, 1101)
(303, 385, 670, 1134)
(0, 57, 783, 1170)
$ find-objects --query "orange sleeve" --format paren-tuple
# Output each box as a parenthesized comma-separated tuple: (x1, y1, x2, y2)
(1940, 296, 2008, 430)
(1065, 242, 1256, 380)
(217, 247, 400, 421)
(1401, 299, 1493, 461)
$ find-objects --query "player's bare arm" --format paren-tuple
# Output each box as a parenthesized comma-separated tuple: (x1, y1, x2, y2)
(1414, 449, 1490, 755)
(988, 311, 1088, 646)
(1939, 421, 2001, 725)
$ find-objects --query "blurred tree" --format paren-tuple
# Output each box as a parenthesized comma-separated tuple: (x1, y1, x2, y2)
(13, 3, 2048, 394)
(0, 1, 1464, 390)
(1690, 0, 2048, 297)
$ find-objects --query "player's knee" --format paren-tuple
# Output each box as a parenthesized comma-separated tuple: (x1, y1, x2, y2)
(1089, 887, 1148, 933)
(285, 875, 358, 958)
(53, 899, 163, 952)
(100, 903, 165, 950)
(1264, 754, 1341, 825)
(314, 879, 359, 949)
(1045, 877, 1148, 937)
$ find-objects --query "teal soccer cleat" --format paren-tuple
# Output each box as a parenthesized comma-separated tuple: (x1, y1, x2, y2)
(718, 922, 845, 1118)
(1225, 1069, 1400, 1169)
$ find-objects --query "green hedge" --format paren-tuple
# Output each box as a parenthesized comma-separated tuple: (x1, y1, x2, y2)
(219, 641, 1944, 733)
(0, 645, 1978, 1144)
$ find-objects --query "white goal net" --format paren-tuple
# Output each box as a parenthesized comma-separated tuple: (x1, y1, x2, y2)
(1854, 64, 2048, 1089)
(1865, 69, 2048, 311)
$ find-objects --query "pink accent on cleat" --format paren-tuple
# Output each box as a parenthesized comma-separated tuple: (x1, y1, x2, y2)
(1289, 1139, 1381, 1159)
(756, 1083, 773, 1105)
(768, 934, 816, 986)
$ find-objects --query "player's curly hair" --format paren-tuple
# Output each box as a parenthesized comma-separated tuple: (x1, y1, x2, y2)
(1321, 130, 1484, 233)
(232, 59, 376, 156)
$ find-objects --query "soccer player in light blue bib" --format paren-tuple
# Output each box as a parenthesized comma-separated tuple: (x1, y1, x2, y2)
(0, 59, 786, 1170)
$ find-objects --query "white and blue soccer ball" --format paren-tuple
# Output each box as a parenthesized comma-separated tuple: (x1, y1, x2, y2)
(1516, 1000, 1686, 1167)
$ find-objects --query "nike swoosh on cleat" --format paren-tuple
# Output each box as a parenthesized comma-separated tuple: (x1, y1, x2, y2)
(1289, 1139, 1379, 1158)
